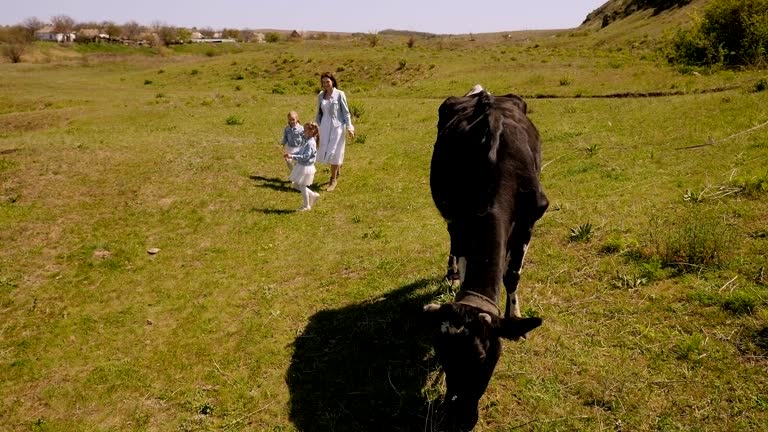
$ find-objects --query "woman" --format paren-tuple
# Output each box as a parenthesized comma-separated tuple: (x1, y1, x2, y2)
(315, 71, 355, 191)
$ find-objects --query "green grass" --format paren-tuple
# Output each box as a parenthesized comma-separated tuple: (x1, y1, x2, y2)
(1, 32, 768, 431)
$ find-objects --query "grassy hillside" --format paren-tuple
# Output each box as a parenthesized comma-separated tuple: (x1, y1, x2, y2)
(579, 0, 712, 45)
(1, 31, 768, 431)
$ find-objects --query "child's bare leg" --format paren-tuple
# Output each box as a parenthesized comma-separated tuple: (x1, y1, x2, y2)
(299, 185, 311, 210)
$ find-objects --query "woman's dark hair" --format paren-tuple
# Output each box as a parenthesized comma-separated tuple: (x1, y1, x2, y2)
(320, 71, 337, 89)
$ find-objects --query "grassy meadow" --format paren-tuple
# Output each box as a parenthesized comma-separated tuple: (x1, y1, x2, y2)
(1, 32, 768, 431)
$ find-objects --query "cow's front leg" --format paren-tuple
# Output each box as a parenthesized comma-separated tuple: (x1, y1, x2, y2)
(446, 222, 468, 286)
(445, 255, 460, 285)
(503, 224, 533, 318)
(503, 191, 548, 318)
(503, 253, 525, 318)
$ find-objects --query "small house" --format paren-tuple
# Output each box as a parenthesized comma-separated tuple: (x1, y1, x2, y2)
(35, 26, 76, 43)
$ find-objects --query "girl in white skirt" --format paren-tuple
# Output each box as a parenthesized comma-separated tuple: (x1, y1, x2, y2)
(284, 122, 320, 211)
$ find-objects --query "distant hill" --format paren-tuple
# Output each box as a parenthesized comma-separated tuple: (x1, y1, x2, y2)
(378, 29, 437, 38)
(578, 0, 711, 43)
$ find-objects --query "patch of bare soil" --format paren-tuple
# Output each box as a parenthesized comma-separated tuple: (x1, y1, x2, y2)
(0, 110, 71, 135)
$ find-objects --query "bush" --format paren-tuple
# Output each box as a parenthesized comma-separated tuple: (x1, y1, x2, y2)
(225, 115, 244, 125)
(647, 210, 736, 271)
(721, 292, 760, 315)
(754, 78, 768, 92)
(348, 103, 365, 119)
(0, 26, 30, 63)
(731, 170, 768, 196)
(265, 32, 281, 43)
(1, 43, 27, 63)
(664, 0, 768, 67)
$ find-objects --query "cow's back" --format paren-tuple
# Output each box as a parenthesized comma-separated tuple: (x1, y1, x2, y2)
(431, 91, 542, 221)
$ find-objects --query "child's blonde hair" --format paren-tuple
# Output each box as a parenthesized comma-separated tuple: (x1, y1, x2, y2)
(304, 121, 319, 140)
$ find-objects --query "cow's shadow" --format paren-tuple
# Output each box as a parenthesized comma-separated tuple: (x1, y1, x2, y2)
(287, 278, 443, 432)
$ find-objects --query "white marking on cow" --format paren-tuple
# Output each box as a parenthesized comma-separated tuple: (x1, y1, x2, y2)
(465, 84, 484, 96)
(458, 257, 467, 283)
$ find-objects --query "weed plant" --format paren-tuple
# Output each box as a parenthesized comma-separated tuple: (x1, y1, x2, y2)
(647, 208, 736, 271)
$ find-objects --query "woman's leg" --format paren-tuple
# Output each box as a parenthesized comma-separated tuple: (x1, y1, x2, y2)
(328, 165, 339, 191)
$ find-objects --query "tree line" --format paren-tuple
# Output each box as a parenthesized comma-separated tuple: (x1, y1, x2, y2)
(0, 15, 264, 62)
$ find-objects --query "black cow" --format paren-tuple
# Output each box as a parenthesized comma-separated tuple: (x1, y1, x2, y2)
(424, 85, 548, 431)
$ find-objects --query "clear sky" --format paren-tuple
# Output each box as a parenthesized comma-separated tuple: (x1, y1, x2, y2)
(3, 1, 608, 34)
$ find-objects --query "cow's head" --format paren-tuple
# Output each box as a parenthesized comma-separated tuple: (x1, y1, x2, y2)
(423, 302, 542, 431)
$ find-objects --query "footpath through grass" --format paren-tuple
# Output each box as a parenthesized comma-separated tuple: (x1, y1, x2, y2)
(1, 35, 767, 431)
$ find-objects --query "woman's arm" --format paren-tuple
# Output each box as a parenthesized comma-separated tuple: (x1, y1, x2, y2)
(315, 92, 323, 124)
(338, 91, 354, 132)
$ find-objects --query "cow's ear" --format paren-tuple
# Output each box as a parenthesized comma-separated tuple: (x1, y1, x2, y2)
(495, 317, 542, 341)
(423, 303, 442, 316)
(423, 303, 443, 324)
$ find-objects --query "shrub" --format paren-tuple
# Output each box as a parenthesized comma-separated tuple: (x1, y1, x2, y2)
(348, 103, 365, 119)
(753, 78, 768, 92)
(1, 43, 27, 63)
(731, 170, 768, 196)
(664, 0, 768, 67)
(721, 292, 760, 315)
(0, 26, 30, 63)
(600, 236, 624, 254)
(265, 32, 281, 43)
(647, 210, 736, 271)
(673, 333, 706, 361)
(754, 326, 768, 352)
(225, 115, 244, 125)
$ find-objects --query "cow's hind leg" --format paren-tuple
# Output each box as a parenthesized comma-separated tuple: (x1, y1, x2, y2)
(503, 191, 548, 318)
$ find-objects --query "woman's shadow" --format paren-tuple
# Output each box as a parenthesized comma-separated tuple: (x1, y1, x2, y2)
(287, 278, 443, 432)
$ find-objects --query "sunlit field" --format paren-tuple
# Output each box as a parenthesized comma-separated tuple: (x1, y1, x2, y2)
(1, 32, 767, 431)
